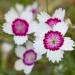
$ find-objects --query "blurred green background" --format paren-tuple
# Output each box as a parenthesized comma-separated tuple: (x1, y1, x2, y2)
(0, 0, 75, 75)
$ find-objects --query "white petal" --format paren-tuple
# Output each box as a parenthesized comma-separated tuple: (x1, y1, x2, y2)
(15, 59, 25, 71)
(15, 46, 26, 58)
(20, 11, 33, 23)
(37, 12, 50, 23)
(35, 22, 51, 38)
(53, 22, 68, 35)
(16, 3, 24, 13)
(26, 41, 34, 49)
(52, 8, 65, 20)
(33, 38, 47, 55)
(61, 37, 74, 51)
(13, 36, 28, 45)
(25, 5, 31, 12)
(3, 22, 13, 34)
(24, 64, 34, 75)
(28, 21, 38, 34)
(36, 54, 42, 61)
(5, 8, 18, 22)
(47, 50, 64, 63)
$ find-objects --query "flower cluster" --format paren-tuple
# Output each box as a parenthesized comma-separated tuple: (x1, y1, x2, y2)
(2, 2, 74, 75)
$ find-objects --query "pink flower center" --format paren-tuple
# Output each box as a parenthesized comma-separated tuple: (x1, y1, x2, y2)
(12, 18, 29, 36)
(43, 31, 64, 51)
(45, 18, 61, 27)
(23, 49, 37, 65)
(32, 9, 37, 15)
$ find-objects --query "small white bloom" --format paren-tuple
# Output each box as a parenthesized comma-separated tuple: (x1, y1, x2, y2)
(1, 42, 13, 57)
(15, 41, 42, 74)
(3, 4, 38, 45)
(26, 2, 38, 16)
(34, 21, 74, 63)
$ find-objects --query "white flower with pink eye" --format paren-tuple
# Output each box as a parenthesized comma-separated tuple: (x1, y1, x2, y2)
(33, 21, 74, 63)
(26, 2, 38, 16)
(15, 41, 42, 75)
(3, 4, 38, 45)
(37, 8, 65, 28)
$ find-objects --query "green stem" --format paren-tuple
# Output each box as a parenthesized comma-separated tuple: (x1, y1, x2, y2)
(46, 0, 48, 13)
(1, 54, 7, 70)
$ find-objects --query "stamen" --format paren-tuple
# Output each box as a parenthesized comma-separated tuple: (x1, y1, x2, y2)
(43, 31, 64, 51)
(46, 18, 61, 27)
(12, 18, 29, 36)
(23, 49, 37, 65)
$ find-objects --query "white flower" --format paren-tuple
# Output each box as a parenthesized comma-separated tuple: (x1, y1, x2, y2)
(37, 8, 65, 27)
(15, 41, 42, 75)
(34, 21, 74, 63)
(37, 8, 65, 28)
(26, 2, 38, 16)
(3, 4, 38, 45)
(1, 42, 13, 57)
(35, 8, 74, 62)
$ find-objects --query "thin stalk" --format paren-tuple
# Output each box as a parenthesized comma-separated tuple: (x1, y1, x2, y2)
(1, 54, 8, 70)
(46, 0, 49, 13)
